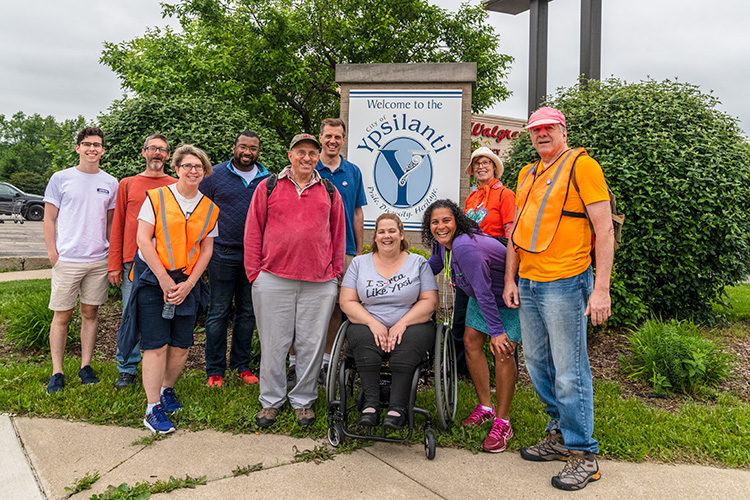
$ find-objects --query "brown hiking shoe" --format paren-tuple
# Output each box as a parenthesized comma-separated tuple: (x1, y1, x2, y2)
(520, 429, 569, 462)
(294, 407, 315, 427)
(256, 407, 279, 428)
(551, 450, 601, 491)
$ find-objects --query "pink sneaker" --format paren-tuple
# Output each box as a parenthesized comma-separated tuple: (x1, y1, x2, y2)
(482, 418, 513, 453)
(461, 404, 496, 426)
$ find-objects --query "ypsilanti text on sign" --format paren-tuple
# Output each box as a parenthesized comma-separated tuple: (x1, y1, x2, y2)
(347, 89, 462, 231)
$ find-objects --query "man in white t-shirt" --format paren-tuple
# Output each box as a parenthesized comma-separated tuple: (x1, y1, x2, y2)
(43, 127, 118, 394)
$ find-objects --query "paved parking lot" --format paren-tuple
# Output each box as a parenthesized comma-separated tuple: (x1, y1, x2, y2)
(0, 220, 48, 270)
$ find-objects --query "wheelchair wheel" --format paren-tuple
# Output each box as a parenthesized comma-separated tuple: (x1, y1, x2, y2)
(326, 320, 350, 404)
(434, 322, 458, 430)
(327, 422, 343, 447)
(424, 428, 436, 460)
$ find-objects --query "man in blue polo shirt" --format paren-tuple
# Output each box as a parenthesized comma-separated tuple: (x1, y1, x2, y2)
(286, 118, 367, 387)
(200, 130, 271, 388)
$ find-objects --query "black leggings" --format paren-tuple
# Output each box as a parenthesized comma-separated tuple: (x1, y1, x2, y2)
(346, 321, 435, 413)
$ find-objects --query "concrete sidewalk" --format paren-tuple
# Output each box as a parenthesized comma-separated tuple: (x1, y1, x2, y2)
(2, 415, 749, 500)
(0, 268, 51, 282)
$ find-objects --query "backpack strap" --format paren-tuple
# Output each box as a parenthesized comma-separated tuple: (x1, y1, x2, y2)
(266, 174, 335, 205)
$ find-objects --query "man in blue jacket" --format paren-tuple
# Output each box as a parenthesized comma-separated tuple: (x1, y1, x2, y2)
(200, 130, 271, 387)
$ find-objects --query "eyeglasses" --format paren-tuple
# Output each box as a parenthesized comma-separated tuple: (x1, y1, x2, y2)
(472, 160, 493, 168)
(144, 146, 169, 154)
(178, 164, 205, 172)
(80, 141, 103, 149)
(293, 150, 320, 159)
(236, 144, 259, 153)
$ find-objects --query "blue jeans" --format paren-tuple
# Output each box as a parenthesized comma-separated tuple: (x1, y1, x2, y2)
(204, 244, 256, 377)
(116, 261, 142, 374)
(518, 267, 598, 453)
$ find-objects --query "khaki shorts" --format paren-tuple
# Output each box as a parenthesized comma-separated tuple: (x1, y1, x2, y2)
(49, 258, 109, 311)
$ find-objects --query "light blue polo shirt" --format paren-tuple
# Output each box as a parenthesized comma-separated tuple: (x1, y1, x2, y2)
(316, 155, 367, 255)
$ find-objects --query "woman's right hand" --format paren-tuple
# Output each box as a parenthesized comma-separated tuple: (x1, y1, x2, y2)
(369, 320, 390, 351)
(157, 274, 177, 302)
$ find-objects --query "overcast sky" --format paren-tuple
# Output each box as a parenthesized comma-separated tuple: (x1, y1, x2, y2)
(1, 0, 748, 135)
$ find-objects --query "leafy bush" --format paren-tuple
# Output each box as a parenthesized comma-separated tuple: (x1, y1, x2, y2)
(98, 94, 289, 180)
(4, 292, 80, 351)
(621, 317, 734, 395)
(503, 78, 750, 324)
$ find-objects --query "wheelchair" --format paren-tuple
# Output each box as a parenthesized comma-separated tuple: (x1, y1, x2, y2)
(325, 319, 457, 460)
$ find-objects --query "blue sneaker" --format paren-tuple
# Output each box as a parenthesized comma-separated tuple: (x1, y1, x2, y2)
(78, 365, 99, 385)
(143, 404, 175, 434)
(160, 387, 182, 414)
(47, 373, 65, 394)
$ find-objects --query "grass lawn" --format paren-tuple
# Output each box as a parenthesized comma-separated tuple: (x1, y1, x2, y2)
(1, 280, 749, 469)
(715, 284, 750, 321)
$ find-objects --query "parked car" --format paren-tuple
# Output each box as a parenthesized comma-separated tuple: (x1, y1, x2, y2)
(0, 181, 45, 221)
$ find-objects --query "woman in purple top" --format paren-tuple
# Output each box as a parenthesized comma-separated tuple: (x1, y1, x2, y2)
(422, 199, 520, 453)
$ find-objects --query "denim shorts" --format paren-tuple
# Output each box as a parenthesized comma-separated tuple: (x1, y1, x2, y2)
(137, 284, 197, 350)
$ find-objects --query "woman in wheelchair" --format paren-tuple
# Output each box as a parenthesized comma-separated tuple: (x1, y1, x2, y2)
(422, 199, 520, 453)
(339, 213, 439, 430)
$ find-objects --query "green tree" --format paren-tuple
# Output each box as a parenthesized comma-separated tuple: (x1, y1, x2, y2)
(98, 94, 288, 180)
(504, 78, 750, 325)
(8, 172, 46, 195)
(0, 112, 78, 180)
(100, 0, 512, 141)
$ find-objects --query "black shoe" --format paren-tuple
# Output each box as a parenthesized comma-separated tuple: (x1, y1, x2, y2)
(318, 363, 329, 386)
(114, 372, 136, 389)
(357, 409, 379, 427)
(383, 411, 407, 430)
(78, 365, 99, 385)
(286, 365, 297, 388)
(47, 373, 65, 394)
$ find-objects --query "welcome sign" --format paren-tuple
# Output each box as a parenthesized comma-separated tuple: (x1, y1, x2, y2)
(347, 89, 463, 231)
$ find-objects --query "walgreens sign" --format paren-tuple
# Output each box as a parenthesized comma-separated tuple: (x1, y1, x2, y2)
(470, 114, 525, 157)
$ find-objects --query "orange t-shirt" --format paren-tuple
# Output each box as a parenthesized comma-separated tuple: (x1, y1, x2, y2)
(464, 179, 516, 237)
(515, 155, 610, 282)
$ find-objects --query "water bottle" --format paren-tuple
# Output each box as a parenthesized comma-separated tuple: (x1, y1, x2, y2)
(162, 301, 175, 319)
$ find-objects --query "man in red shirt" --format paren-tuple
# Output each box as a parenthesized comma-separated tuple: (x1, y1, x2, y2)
(244, 133, 345, 428)
(108, 134, 177, 388)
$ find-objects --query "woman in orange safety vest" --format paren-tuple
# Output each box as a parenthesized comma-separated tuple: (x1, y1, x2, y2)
(131, 144, 219, 435)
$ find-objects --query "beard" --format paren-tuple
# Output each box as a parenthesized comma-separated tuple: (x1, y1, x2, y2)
(234, 153, 255, 169)
(147, 159, 165, 170)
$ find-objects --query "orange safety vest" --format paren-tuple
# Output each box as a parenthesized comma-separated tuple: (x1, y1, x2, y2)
(511, 148, 588, 254)
(147, 186, 219, 275)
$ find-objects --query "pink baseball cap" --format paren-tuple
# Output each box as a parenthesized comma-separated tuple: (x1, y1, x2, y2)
(525, 107, 567, 129)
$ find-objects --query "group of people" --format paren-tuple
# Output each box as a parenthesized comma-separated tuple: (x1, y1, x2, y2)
(42, 106, 614, 492)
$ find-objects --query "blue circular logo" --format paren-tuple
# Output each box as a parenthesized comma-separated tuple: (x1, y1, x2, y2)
(373, 137, 433, 208)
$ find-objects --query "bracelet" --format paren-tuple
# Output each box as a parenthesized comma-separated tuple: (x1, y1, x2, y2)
(187, 278, 196, 287)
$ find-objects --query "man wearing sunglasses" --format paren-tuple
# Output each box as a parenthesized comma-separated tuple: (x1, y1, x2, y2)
(108, 134, 177, 389)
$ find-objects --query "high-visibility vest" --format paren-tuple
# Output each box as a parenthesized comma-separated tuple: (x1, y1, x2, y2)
(147, 186, 219, 275)
(511, 148, 588, 254)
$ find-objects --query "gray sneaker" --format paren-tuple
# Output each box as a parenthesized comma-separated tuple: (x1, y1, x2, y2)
(294, 407, 315, 427)
(114, 372, 136, 389)
(520, 429, 569, 462)
(256, 407, 280, 428)
(551, 450, 601, 491)
(286, 365, 297, 388)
